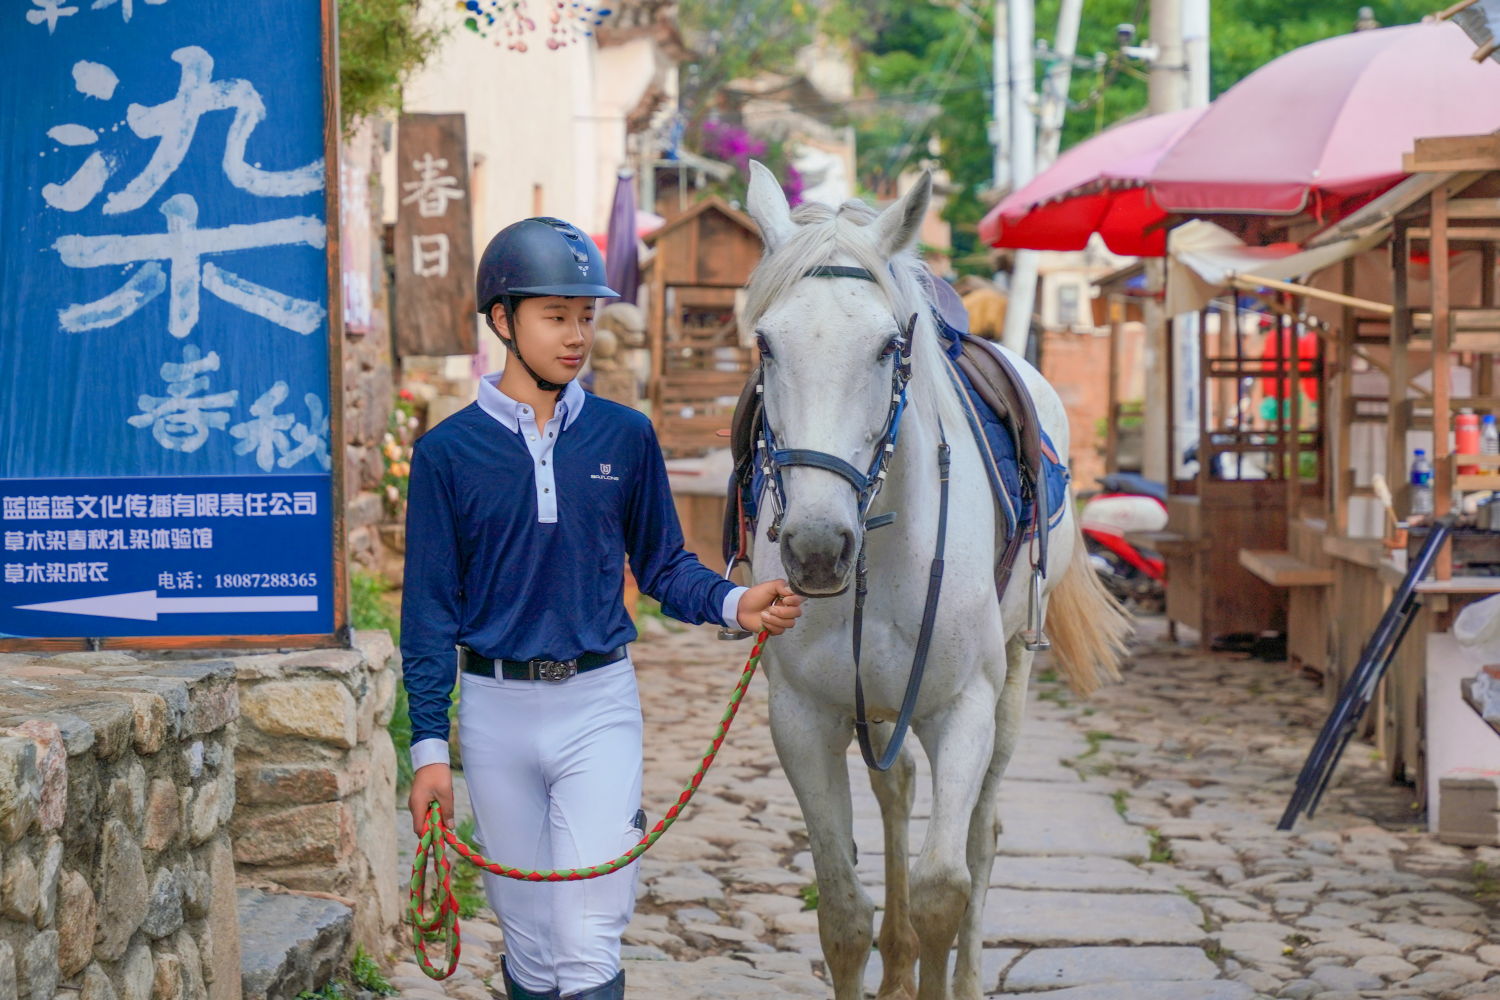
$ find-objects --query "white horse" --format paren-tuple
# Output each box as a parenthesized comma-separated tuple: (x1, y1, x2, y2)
(741, 162, 1132, 1000)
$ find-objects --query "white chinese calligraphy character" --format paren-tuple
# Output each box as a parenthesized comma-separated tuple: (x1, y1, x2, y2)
(278, 393, 332, 471)
(412, 234, 450, 278)
(43, 61, 119, 212)
(105, 46, 323, 215)
(230, 382, 295, 472)
(26, 0, 78, 32)
(90, 0, 164, 23)
(401, 154, 464, 218)
(54, 193, 327, 338)
(127, 345, 238, 452)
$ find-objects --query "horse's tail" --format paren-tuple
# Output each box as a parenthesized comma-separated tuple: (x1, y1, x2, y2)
(1044, 511, 1134, 695)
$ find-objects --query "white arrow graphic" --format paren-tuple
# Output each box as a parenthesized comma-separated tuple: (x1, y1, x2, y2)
(16, 590, 318, 621)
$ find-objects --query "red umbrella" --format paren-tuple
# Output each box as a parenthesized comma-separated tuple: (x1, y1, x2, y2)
(979, 107, 1206, 256)
(1151, 22, 1500, 214)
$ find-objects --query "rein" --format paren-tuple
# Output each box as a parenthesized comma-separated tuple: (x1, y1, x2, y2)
(755, 264, 949, 772)
(408, 629, 772, 980)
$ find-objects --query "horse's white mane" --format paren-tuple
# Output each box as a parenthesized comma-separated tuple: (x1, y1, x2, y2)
(740, 198, 967, 434)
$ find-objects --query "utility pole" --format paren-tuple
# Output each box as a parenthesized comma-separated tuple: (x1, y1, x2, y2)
(1141, 0, 1186, 484)
(1035, 0, 1083, 169)
(1001, 0, 1081, 354)
(1183, 0, 1210, 108)
(1148, 0, 1185, 114)
(992, 0, 1011, 198)
(1000, 0, 1037, 354)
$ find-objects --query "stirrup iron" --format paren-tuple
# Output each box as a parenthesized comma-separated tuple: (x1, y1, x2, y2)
(1022, 567, 1051, 652)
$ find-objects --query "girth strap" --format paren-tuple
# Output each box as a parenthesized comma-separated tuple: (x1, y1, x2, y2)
(853, 428, 950, 772)
(770, 449, 874, 494)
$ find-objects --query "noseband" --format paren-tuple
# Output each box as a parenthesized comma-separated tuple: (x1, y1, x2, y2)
(755, 264, 949, 773)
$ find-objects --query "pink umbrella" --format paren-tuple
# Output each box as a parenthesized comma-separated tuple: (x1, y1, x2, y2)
(979, 107, 1207, 256)
(1151, 22, 1500, 214)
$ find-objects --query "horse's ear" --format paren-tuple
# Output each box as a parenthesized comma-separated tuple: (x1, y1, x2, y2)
(874, 169, 931, 258)
(747, 160, 795, 254)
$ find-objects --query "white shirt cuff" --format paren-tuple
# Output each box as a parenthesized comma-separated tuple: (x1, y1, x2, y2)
(722, 586, 749, 630)
(410, 738, 451, 771)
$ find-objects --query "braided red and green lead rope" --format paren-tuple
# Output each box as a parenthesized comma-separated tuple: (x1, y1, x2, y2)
(407, 629, 772, 979)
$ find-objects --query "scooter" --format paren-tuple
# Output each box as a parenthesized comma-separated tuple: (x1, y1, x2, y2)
(1080, 472, 1168, 613)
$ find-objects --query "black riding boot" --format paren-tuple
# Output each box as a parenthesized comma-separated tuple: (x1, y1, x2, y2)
(501, 957, 559, 1000)
(560, 969, 625, 1000)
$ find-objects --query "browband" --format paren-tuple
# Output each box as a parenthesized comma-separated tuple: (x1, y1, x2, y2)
(803, 265, 878, 282)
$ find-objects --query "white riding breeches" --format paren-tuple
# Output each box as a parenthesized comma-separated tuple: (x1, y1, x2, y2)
(457, 655, 643, 996)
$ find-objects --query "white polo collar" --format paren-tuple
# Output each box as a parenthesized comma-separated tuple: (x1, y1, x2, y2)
(477, 373, 587, 433)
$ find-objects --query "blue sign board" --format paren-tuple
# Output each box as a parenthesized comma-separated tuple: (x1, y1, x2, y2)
(0, 0, 338, 640)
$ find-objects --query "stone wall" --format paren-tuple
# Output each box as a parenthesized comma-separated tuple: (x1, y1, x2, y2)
(0, 653, 242, 1000)
(342, 120, 400, 586)
(228, 632, 400, 957)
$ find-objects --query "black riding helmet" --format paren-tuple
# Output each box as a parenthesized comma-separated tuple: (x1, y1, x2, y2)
(476, 217, 620, 392)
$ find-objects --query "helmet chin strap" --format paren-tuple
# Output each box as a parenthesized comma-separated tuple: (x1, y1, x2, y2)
(495, 298, 568, 396)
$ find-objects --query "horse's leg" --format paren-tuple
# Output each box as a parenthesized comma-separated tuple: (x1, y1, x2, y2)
(910, 688, 998, 1000)
(867, 734, 919, 1000)
(952, 633, 1032, 999)
(767, 682, 872, 1000)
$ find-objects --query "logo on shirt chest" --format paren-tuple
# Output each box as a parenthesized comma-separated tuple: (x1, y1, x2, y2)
(591, 463, 620, 482)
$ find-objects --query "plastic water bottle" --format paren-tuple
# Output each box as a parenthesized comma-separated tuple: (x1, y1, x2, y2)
(1459, 410, 1481, 475)
(1411, 448, 1435, 516)
(1483, 414, 1499, 455)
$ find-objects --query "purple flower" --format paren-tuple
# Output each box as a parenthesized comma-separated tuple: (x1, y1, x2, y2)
(700, 121, 767, 174)
(782, 163, 803, 207)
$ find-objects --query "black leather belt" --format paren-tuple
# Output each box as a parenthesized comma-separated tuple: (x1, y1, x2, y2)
(457, 645, 626, 682)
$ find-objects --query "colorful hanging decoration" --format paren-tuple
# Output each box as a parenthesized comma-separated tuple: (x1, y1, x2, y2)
(456, 0, 613, 50)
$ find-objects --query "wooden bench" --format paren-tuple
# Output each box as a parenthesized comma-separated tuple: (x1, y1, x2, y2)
(1238, 549, 1336, 587)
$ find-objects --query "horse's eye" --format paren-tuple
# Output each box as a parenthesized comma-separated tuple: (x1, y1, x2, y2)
(756, 333, 773, 359)
(880, 337, 901, 359)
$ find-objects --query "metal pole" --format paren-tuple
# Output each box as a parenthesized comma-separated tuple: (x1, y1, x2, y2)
(1036, 0, 1083, 170)
(1001, 0, 1038, 354)
(992, 0, 1011, 196)
(1141, 0, 1186, 483)
(1148, 0, 1186, 113)
(1182, 0, 1210, 108)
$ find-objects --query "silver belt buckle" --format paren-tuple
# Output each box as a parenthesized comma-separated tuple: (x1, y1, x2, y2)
(530, 658, 578, 682)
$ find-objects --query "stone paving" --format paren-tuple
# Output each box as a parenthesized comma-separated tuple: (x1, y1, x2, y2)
(387, 616, 1500, 999)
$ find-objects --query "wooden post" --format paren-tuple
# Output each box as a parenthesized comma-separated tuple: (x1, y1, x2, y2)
(1480, 243, 1496, 397)
(1389, 222, 1411, 518)
(1288, 295, 1303, 525)
(648, 258, 667, 415)
(1432, 186, 1453, 580)
(1166, 314, 1177, 492)
(1198, 308, 1210, 494)
(1336, 258, 1356, 536)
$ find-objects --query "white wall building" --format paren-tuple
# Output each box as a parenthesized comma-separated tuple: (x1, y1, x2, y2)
(383, 3, 682, 404)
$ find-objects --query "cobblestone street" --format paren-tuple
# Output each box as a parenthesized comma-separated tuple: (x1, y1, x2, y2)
(389, 617, 1500, 999)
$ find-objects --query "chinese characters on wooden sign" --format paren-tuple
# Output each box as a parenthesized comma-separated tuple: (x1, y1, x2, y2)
(394, 113, 477, 357)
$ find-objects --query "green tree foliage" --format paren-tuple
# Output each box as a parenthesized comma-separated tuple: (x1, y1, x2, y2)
(847, 0, 994, 271)
(1045, 0, 1437, 148)
(846, 0, 1439, 272)
(339, 0, 444, 130)
(678, 0, 814, 127)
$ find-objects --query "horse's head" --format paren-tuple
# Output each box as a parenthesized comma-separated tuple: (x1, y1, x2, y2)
(743, 162, 932, 596)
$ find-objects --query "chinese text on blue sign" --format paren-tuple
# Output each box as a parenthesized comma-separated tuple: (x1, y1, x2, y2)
(0, 0, 336, 638)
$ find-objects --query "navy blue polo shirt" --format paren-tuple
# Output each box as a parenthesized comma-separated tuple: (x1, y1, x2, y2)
(400, 375, 740, 756)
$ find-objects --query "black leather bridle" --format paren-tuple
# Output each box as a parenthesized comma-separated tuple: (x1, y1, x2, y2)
(756, 264, 949, 772)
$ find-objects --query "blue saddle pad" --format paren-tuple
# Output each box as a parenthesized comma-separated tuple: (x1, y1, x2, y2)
(925, 280, 1068, 540)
